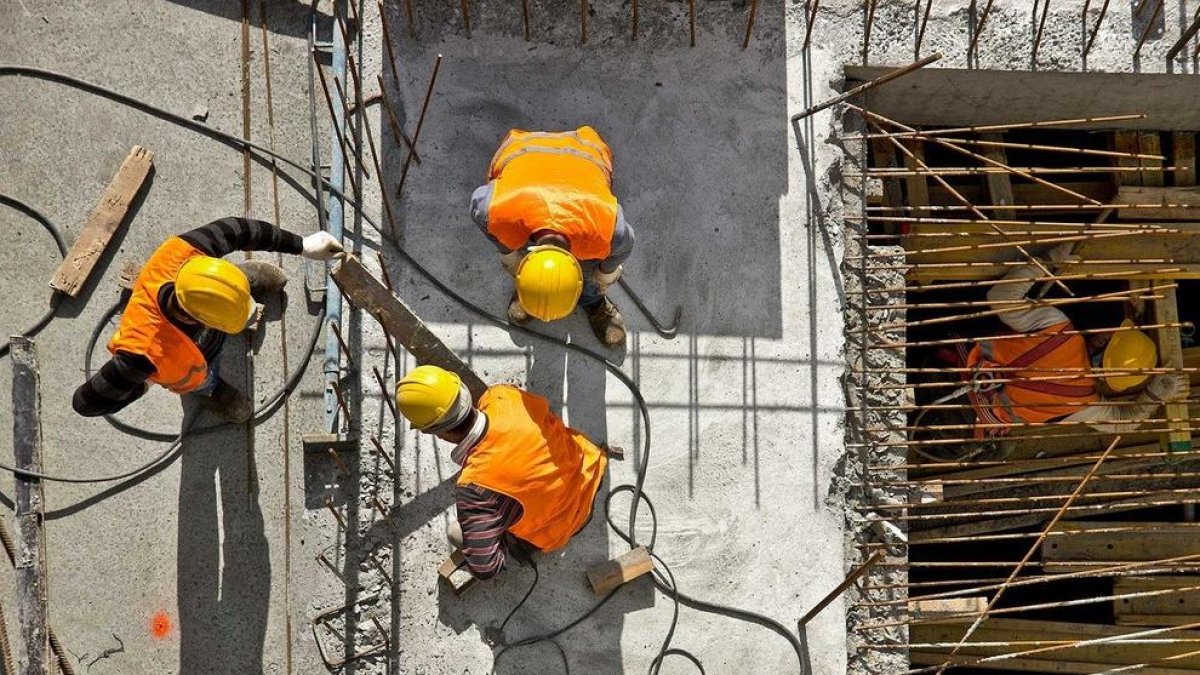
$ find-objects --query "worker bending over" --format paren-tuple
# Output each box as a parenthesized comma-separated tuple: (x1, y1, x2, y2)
(965, 244, 1186, 436)
(471, 126, 635, 347)
(396, 365, 607, 579)
(73, 218, 343, 423)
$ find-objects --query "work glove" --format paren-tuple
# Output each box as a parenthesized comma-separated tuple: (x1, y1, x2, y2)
(302, 232, 344, 260)
(499, 249, 523, 276)
(593, 265, 622, 291)
(1046, 242, 1079, 266)
(1146, 373, 1189, 402)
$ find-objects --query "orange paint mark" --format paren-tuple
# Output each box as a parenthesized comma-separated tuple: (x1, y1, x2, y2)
(150, 611, 172, 640)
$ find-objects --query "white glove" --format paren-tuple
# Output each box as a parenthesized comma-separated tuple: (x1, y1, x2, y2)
(302, 232, 344, 260)
(1046, 242, 1078, 265)
(500, 249, 523, 276)
(1147, 374, 1189, 401)
(593, 265, 622, 290)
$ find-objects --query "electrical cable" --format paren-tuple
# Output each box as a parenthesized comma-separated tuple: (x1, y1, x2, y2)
(0, 64, 808, 673)
(0, 193, 68, 359)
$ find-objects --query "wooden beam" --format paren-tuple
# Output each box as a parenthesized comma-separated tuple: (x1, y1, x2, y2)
(979, 133, 1015, 220)
(10, 337, 48, 675)
(1175, 132, 1197, 186)
(1150, 283, 1194, 453)
(1141, 132, 1166, 187)
(911, 618, 1200, 670)
(1042, 521, 1200, 572)
(1117, 186, 1200, 220)
(1115, 131, 1144, 187)
(587, 546, 653, 596)
(1115, 576, 1200, 620)
(49, 146, 153, 297)
(330, 254, 487, 401)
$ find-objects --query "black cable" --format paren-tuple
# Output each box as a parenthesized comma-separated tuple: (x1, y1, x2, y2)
(0, 64, 807, 673)
(0, 193, 68, 359)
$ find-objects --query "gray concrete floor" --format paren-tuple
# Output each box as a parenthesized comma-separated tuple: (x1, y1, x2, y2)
(2, 0, 1189, 673)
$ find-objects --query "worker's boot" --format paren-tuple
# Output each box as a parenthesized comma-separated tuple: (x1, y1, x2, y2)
(507, 292, 530, 326)
(586, 297, 626, 348)
(199, 378, 254, 424)
(237, 260, 288, 300)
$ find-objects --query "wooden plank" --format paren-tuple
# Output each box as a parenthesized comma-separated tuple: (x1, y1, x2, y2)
(909, 596, 986, 619)
(587, 546, 653, 596)
(10, 337, 48, 675)
(1115, 576, 1200, 619)
(1174, 132, 1197, 186)
(902, 139, 931, 226)
(1151, 284, 1194, 453)
(1043, 521, 1200, 572)
(911, 618, 1200, 670)
(1117, 186, 1200, 220)
(1141, 132, 1166, 187)
(49, 146, 153, 297)
(980, 132, 1016, 219)
(1114, 131, 1143, 187)
(330, 254, 487, 401)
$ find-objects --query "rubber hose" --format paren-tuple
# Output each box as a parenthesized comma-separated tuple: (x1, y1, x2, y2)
(0, 193, 69, 358)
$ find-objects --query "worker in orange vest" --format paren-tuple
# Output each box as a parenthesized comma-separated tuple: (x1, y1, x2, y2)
(470, 126, 636, 348)
(73, 218, 343, 423)
(960, 244, 1187, 438)
(395, 365, 608, 579)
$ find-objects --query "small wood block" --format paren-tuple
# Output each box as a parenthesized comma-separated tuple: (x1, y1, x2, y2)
(587, 546, 653, 596)
(50, 146, 154, 297)
(116, 260, 141, 291)
(438, 550, 477, 597)
(908, 596, 986, 619)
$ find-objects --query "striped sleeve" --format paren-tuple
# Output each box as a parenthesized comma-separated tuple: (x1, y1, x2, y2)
(455, 483, 524, 580)
(72, 351, 156, 416)
(179, 217, 304, 257)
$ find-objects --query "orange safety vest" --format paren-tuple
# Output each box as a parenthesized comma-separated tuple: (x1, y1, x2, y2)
(485, 127, 620, 261)
(107, 237, 211, 394)
(458, 385, 608, 552)
(965, 321, 1099, 436)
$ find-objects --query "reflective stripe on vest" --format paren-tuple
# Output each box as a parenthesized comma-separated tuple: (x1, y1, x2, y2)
(107, 237, 211, 394)
(484, 127, 619, 261)
(457, 385, 608, 552)
(966, 321, 1099, 433)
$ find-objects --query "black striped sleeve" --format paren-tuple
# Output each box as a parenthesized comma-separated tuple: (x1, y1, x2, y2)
(179, 217, 304, 257)
(456, 484, 525, 580)
(72, 351, 156, 416)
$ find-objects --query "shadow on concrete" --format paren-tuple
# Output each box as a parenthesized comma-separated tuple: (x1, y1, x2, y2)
(164, 0, 331, 39)
(177, 337, 271, 675)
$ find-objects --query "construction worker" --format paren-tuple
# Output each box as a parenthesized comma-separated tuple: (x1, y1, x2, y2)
(956, 243, 1188, 438)
(396, 365, 607, 579)
(471, 126, 635, 348)
(72, 217, 343, 423)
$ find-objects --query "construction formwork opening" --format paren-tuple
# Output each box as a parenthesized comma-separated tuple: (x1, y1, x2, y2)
(843, 67, 1200, 675)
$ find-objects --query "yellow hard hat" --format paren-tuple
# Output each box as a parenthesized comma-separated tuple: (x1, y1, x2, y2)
(396, 365, 464, 431)
(515, 246, 583, 322)
(1103, 319, 1158, 392)
(175, 256, 253, 334)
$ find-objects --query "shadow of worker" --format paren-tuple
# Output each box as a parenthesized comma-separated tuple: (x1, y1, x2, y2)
(177, 336, 271, 675)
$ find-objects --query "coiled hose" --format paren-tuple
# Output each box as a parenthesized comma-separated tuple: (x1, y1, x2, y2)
(0, 64, 807, 674)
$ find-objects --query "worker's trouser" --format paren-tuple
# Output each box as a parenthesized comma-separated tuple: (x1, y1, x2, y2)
(192, 355, 223, 396)
(579, 261, 604, 310)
